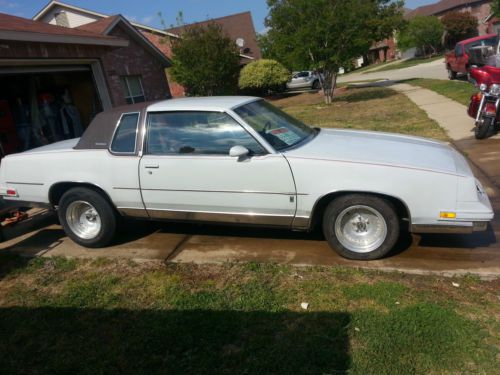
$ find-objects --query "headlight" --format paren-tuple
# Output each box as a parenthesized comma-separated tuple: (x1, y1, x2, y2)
(480, 83, 488, 92)
(490, 84, 500, 96)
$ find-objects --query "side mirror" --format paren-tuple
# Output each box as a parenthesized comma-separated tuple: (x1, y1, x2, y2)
(229, 145, 250, 158)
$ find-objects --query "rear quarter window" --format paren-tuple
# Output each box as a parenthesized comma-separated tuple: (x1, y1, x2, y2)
(110, 112, 140, 154)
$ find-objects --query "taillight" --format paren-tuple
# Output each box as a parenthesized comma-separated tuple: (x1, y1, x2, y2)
(6, 189, 17, 197)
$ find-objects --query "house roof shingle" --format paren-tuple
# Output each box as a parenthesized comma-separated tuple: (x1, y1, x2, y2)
(75, 15, 171, 66)
(75, 15, 119, 34)
(407, 0, 485, 18)
(0, 12, 119, 40)
(168, 11, 261, 60)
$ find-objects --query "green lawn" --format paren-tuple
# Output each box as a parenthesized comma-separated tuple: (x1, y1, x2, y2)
(405, 78, 476, 106)
(272, 86, 449, 141)
(0, 255, 498, 374)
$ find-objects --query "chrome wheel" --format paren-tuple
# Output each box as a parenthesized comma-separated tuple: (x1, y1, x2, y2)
(334, 205, 387, 253)
(65, 200, 102, 240)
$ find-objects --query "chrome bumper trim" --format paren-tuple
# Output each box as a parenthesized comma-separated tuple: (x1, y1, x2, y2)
(411, 221, 488, 234)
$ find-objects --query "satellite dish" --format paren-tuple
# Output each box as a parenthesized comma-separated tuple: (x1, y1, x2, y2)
(236, 38, 245, 48)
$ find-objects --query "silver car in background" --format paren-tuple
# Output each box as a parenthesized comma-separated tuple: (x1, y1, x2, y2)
(286, 71, 321, 90)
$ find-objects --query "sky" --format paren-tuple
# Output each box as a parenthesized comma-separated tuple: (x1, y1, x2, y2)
(1, 0, 439, 33)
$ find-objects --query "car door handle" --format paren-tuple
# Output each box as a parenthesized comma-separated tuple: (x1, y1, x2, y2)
(144, 164, 159, 169)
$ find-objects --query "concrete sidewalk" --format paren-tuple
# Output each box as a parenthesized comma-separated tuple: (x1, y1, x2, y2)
(390, 83, 473, 141)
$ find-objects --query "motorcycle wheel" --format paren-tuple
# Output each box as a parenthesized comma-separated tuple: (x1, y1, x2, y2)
(475, 115, 494, 139)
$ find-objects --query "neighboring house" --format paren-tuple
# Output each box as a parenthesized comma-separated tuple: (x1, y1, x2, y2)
(168, 12, 262, 64)
(406, 0, 495, 35)
(33, 1, 262, 97)
(0, 11, 171, 156)
(365, 8, 412, 65)
(367, 38, 398, 64)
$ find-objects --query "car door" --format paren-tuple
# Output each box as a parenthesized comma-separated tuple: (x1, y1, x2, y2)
(139, 110, 297, 226)
(289, 71, 309, 89)
(454, 44, 465, 73)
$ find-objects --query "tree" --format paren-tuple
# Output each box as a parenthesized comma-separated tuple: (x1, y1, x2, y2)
(441, 11, 477, 49)
(397, 16, 444, 56)
(263, 0, 405, 104)
(493, 0, 500, 17)
(238, 59, 290, 95)
(169, 23, 241, 96)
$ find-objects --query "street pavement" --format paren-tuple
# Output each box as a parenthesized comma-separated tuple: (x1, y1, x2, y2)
(338, 57, 448, 83)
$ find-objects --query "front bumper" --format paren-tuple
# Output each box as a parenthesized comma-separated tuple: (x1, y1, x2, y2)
(411, 221, 488, 234)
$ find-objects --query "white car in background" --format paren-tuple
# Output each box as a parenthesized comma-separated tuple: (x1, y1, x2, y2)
(286, 71, 321, 90)
(0, 97, 493, 260)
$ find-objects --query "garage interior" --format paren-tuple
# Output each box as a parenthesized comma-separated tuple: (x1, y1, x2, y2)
(0, 66, 102, 157)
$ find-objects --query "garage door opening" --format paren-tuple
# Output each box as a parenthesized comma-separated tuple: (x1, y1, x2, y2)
(0, 68, 102, 157)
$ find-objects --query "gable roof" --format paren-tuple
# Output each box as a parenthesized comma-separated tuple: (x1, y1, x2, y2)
(76, 15, 171, 66)
(407, 0, 485, 18)
(168, 11, 261, 60)
(76, 15, 118, 34)
(0, 12, 128, 47)
(33, 0, 179, 38)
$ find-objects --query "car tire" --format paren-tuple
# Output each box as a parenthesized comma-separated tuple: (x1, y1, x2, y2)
(447, 67, 457, 80)
(312, 80, 321, 90)
(322, 194, 399, 260)
(58, 187, 117, 248)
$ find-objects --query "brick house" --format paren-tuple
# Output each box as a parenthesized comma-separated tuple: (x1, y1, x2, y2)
(33, 1, 262, 97)
(367, 38, 398, 64)
(168, 12, 262, 63)
(406, 0, 495, 35)
(0, 11, 171, 155)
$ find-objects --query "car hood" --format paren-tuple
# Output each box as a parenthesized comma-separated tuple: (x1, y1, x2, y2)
(284, 129, 472, 176)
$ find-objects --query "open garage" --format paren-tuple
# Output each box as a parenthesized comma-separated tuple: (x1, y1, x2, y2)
(0, 12, 171, 157)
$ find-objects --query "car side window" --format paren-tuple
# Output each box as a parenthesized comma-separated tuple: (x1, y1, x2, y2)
(146, 111, 266, 156)
(110, 112, 140, 154)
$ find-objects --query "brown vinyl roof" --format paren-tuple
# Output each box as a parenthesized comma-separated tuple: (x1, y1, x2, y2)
(168, 11, 261, 60)
(0, 12, 121, 41)
(407, 0, 484, 18)
(75, 101, 153, 150)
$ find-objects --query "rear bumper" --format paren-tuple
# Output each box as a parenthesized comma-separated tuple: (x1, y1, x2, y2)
(411, 221, 489, 234)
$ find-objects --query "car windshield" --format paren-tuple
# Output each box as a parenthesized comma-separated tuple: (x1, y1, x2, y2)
(465, 36, 498, 54)
(234, 100, 315, 151)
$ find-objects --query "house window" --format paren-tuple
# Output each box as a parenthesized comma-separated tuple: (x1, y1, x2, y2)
(121, 75, 146, 104)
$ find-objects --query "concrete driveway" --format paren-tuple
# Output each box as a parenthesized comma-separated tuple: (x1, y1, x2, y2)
(338, 58, 448, 83)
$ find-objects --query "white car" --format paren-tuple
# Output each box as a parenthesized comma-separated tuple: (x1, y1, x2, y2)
(0, 97, 493, 260)
(286, 71, 321, 90)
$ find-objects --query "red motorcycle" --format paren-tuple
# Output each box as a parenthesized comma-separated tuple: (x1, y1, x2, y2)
(468, 65, 500, 139)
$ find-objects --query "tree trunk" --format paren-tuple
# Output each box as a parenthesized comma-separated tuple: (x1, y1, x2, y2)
(320, 71, 337, 105)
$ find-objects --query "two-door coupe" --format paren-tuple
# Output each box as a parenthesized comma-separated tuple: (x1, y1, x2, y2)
(0, 97, 494, 260)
